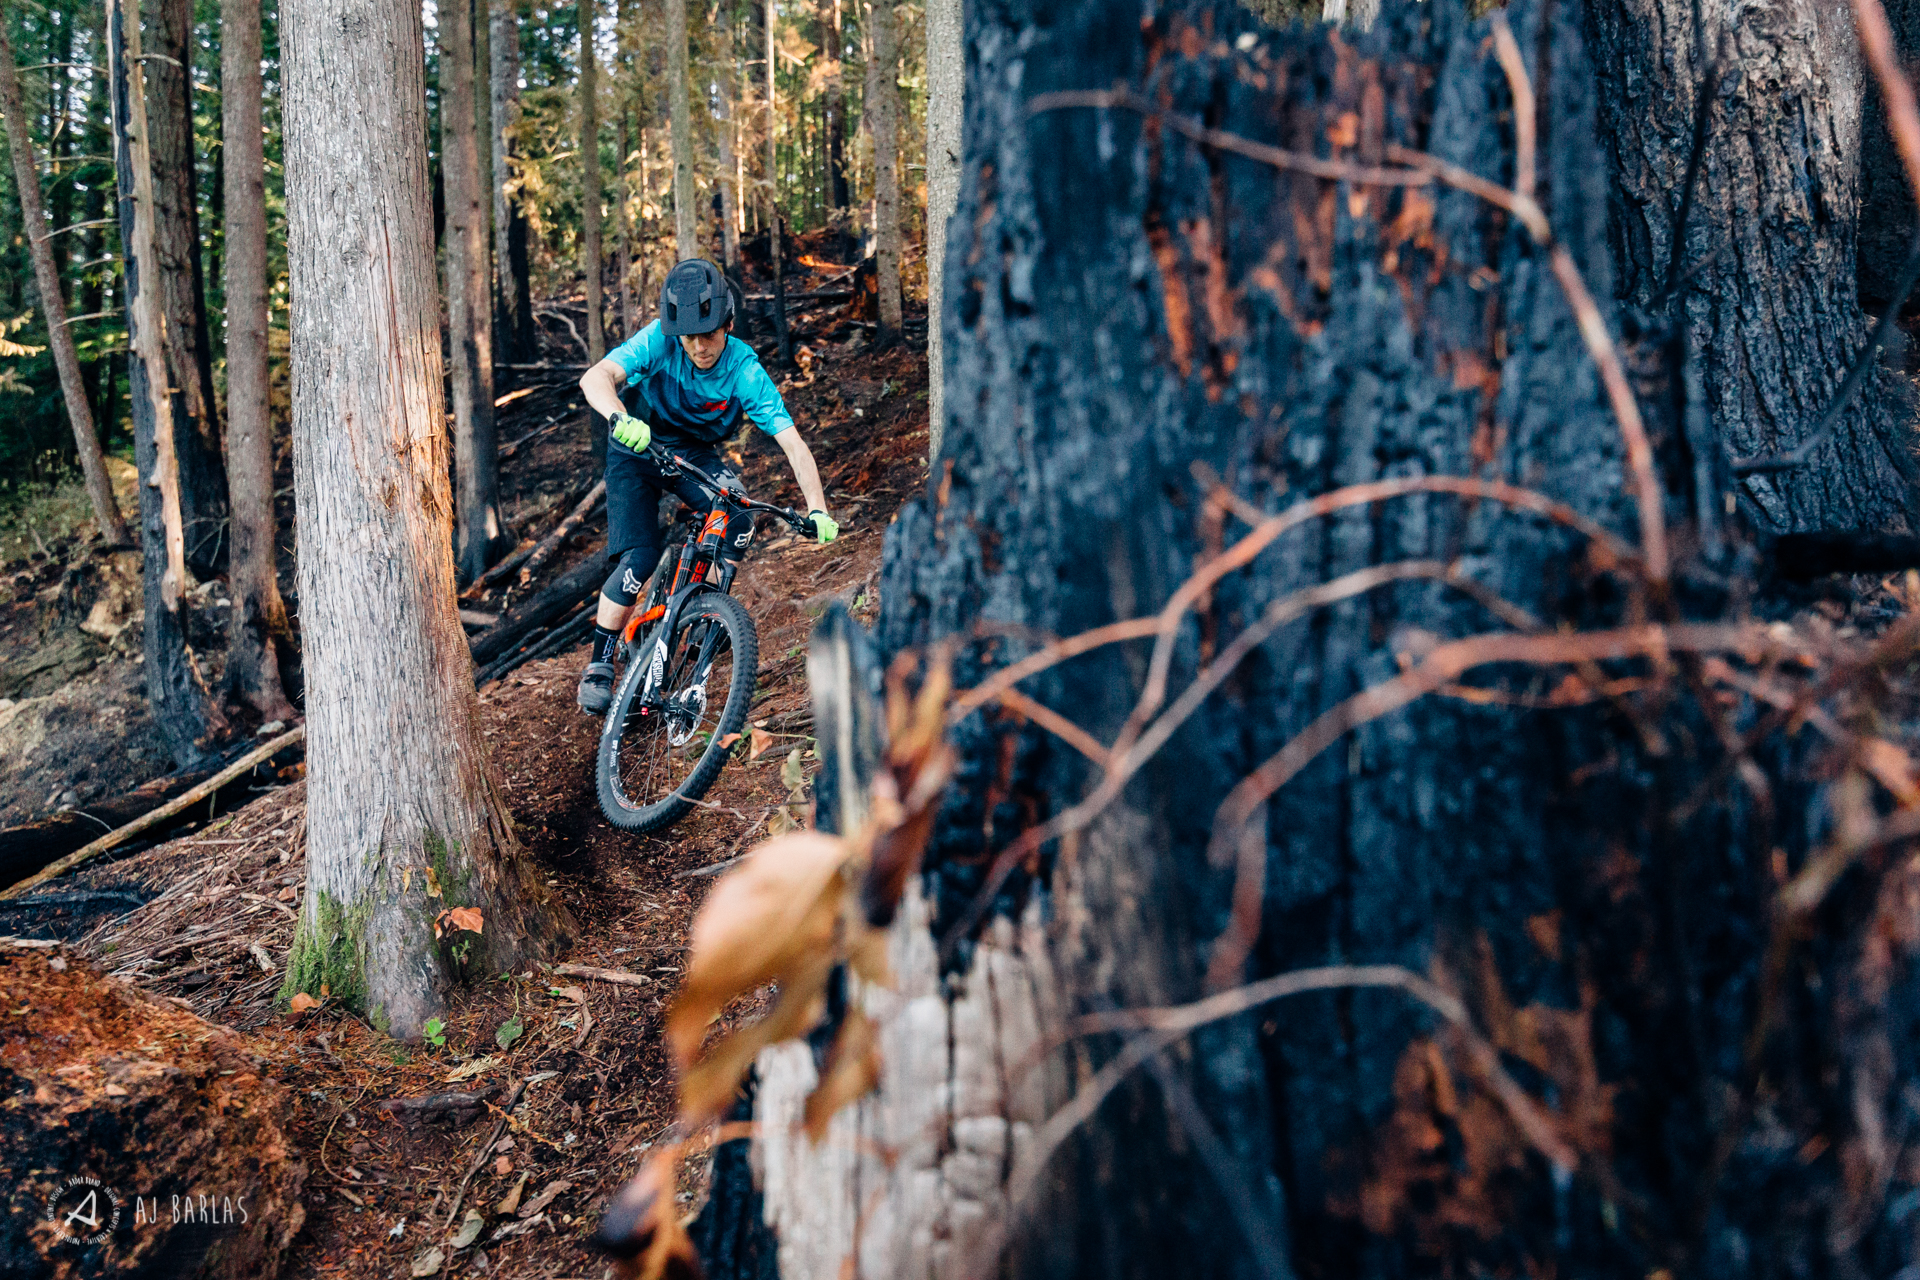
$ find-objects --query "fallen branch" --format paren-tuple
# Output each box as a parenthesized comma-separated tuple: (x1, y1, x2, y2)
(469, 556, 606, 665)
(518, 480, 607, 585)
(1, 726, 307, 900)
(550, 962, 656, 988)
(376, 1087, 500, 1126)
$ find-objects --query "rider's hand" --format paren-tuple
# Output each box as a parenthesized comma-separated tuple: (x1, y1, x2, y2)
(808, 510, 838, 545)
(611, 412, 651, 452)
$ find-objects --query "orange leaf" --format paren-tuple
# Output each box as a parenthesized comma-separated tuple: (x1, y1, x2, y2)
(447, 907, 485, 935)
(717, 732, 742, 750)
(748, 727, 777, 761)
(289, 992, 319, 1015)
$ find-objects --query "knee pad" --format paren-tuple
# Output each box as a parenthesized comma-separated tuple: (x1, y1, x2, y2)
(603, 547, 658, 607)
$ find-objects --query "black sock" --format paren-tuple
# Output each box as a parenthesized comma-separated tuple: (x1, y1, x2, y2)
(591, 625, 620, 665)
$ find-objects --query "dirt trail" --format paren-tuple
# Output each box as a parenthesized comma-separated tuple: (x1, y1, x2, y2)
(31, 296, 929, 1279)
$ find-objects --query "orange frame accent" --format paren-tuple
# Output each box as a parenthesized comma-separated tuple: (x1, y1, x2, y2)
(623, 603, 666, 643)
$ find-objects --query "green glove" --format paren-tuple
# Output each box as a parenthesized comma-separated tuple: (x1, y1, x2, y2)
(611, 412, 651, 451)
(809, 510, 838, 545)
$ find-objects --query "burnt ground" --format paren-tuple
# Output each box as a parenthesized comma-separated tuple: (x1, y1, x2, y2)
(6, 242, 931, 1280)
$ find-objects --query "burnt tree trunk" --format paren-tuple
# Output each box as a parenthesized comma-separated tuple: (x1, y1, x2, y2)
(705, 1, 1920, 1278)
(1583, 0, 1920, 533)
(280, 0, 574, 1039)
(110, 0, 225, 770)
(668, 0, 695, 259)
(148, 0, 229, 574)
(221, 0, 297, 722)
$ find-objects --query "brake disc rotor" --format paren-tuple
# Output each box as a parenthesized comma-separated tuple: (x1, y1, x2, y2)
(667, 679, 708, 746)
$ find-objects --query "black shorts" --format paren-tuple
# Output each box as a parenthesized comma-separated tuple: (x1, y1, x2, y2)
(603, 439, 739, 563)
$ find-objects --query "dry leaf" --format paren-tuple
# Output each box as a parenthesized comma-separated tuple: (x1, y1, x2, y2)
(276, 885, 297, 902)
(410, 1245, 445, 1277)
(493, 1155, 511, 1176)
(803, 1008, 882, 1141)
(780, 747, 807, 791)
(667, 831, 846, 1071)
(425, 866, 443, 898)
(593, 1149, 701, 1280)
(447, 907, 484, 935)
(496, 1170, 530, 1216)
(517, 1178, 572, 1219)
(289, 992, 319, 1015)
(748, 726, 776, 760)
(450, 1209, 486, 1250)
(717, 732, 742, 750)
(767, 806, 799, 837)
(444, 1055, 502, 1084)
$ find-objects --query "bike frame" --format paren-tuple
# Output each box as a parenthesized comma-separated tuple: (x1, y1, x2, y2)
(618, 447, 811, 684)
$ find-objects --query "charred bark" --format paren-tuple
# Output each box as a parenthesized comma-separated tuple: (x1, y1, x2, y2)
(109, 0, 224, 771)
(147, 0, 228, 575)
(706, 1, 1920, 1278)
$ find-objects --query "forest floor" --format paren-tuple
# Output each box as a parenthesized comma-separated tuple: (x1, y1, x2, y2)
(2, 241, 931, 1280)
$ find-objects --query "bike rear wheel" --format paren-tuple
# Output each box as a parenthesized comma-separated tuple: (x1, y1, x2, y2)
(596, 591, 758, 833)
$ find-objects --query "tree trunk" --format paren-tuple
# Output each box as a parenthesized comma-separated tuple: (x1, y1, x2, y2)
(717, 1, 741, 277)
(668, 0, 695, 259)
(924, 0, 959, 459)
(220, 0, 296, 722)
(681, 1, 1920, 1277)
(766, 0, 792, 363)
(818, 0, 847, 216)
(474, 0, 494, 331)
(45, 4, 73, 307)
(445, 0, 503, 584)
(579, 0, 604, 361)
(148, 0, 228, 575)
(109, 0, 224, 769)
(617, 106, 635, 336)
(489, 0, 520, 353)
(280, 0, 574, 1038)
(0, 24, 129, 548)
(1583, 0, 1920, 533)
(865, 0, 901, 345)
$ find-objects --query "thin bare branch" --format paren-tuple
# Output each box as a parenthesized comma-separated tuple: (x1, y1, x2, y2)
(1489, 14, 1534, 206)
(993, 687, 1111, 768)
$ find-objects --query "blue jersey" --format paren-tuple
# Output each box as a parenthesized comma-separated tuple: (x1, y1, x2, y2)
(604, 320, 794, 449)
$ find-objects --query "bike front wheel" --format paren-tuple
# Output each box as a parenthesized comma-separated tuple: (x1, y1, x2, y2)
(596, 591, 759, 834)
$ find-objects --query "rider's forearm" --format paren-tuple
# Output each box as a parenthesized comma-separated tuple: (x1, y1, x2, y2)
(579, 360, 629, 422)
(779, 429, 829, 515)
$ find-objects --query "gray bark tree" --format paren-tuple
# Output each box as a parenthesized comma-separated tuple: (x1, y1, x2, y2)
(444, 0, 503, 583)
(579, 0, 605, 360)
(865, 0, 902, 345)
(279, 0, 574, 1038)
(816, 0, 847, 215)
(668, 0, 695, 258)
(0, 24, 129, 549)
(717, 0, 740, 276)
(220, 0, 297, 721)
(924, 0, 959, 458)
(109, 0, 225, 768)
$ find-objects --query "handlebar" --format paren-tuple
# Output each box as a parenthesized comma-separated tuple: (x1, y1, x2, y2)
(645, 444, 819, 537)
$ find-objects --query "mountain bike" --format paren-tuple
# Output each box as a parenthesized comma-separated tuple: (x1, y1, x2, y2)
(594, 444, 821, 834)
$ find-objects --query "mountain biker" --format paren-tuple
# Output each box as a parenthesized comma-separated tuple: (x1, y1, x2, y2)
(574, 257, 837, 714)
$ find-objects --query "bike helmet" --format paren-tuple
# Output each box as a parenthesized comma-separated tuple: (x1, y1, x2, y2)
(659, 259, 735, 337)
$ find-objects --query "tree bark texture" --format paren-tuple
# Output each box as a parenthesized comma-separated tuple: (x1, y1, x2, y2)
(221, 0, 296, 723)
(817, 0, 848, 215)
(711, 0, 1920, 1277)
(866, 0, 902, 342)
(617, 107, 635, 336)
(147, 0, 228, 574)
(490, 0, 522, 354)
(445, 0, 504, 584)
(579, 0, 605, 361)
(668, 0, 695, 259)
(718, 2, 741, 275)
(109, 0, 223, 771)
(1583, 0, 1919, 534)
(923, 0, 960, 458)
(0, 24, 129, 549)
(280, 0, 574, 1039)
